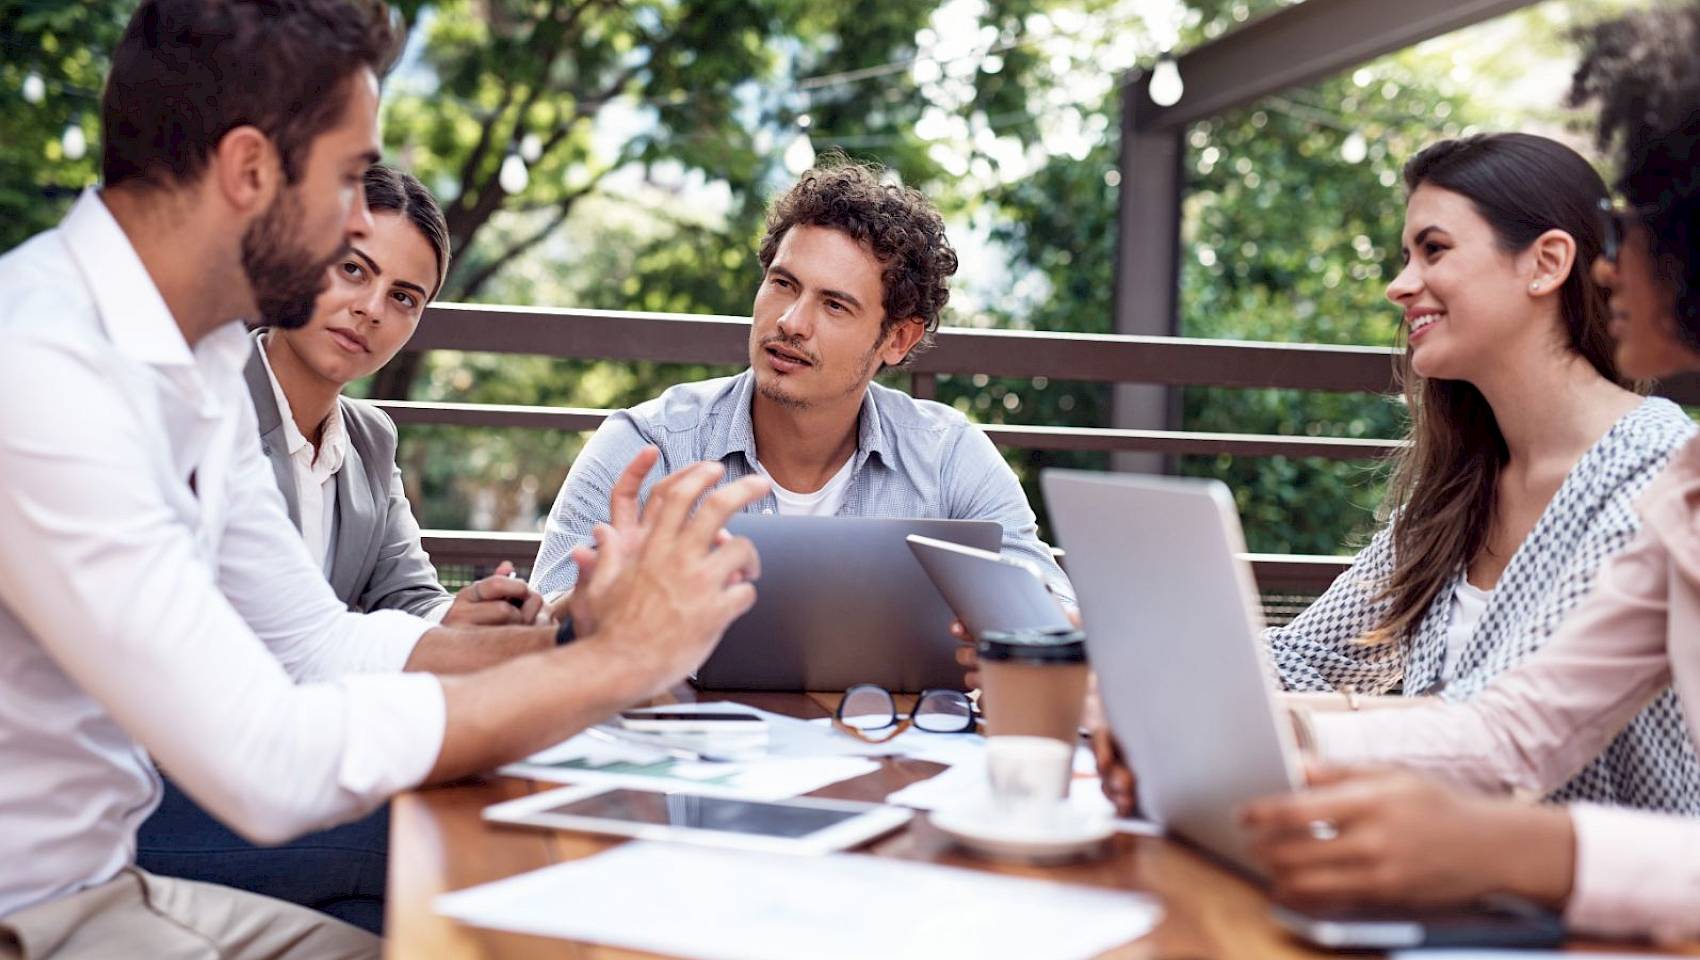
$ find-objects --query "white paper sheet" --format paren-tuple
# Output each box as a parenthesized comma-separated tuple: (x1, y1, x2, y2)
(435, 841, 1162, 960)
(502, 714, 878, 801)
(800, 713, 990, 763)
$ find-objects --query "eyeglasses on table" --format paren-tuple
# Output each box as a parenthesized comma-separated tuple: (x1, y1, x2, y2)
(833, 683, 979, 744)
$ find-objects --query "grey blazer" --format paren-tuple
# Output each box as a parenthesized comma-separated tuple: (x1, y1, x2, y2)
(244, 333, 452, 618)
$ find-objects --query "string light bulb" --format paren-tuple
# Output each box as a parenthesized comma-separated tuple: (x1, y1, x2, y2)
(498, 153, 529, 194)
(783, 129, 816, 176)
(1340, 132, 1368, 164)
(1148, 55, 1184, 108)
(61, 124, 86, 161)
(519, 132, 543, 163)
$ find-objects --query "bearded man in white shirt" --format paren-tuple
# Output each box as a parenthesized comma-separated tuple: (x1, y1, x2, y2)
(0, 2, 767, 958)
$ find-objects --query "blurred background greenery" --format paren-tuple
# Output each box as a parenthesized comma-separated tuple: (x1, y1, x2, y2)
(0, 0, 1642, 554)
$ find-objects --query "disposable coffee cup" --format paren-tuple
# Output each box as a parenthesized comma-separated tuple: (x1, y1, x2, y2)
(976, 628, 1089, 745)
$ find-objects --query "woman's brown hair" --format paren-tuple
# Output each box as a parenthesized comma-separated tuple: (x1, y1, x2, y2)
(1367, 133, 1623, 644)
(362, 164, 451, 299)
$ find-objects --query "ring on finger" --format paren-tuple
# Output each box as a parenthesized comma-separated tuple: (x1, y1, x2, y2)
(472, 581, 484, 602)
(1306, 819, 1339, 842)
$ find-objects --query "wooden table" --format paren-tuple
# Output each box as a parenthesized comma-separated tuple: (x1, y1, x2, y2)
(386, 691, 1669, 959)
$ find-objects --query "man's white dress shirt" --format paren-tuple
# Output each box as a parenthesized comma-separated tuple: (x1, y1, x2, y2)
(255, 331, 347, 575)
(0, 190, 446, 918)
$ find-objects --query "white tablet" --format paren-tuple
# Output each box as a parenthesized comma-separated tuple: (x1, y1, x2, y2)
(483, 784, 913, 855)
(906, 534, 1074, 638)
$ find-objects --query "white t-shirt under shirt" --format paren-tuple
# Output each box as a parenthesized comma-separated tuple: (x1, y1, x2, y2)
(751, 454, 856, 516)
(1440, 579, 1494, 685)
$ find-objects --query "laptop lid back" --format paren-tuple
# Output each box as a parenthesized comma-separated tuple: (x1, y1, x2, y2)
(694, 515, 1002, 692)
(1041, 470, 1302, 873)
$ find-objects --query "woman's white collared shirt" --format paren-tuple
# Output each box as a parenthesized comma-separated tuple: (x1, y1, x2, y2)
(256, 332, 348, 574)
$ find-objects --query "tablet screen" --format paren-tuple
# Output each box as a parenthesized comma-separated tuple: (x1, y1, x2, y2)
(538, 789, 863, 839)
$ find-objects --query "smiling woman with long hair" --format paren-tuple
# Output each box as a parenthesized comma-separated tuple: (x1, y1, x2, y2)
(1097, 131, 1700, 819)
(1254, 132, 1700, 812)
(1244, 5, 1700, 940)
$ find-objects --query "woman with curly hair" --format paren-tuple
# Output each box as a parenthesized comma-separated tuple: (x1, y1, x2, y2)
(1244, 4, 1700, 942)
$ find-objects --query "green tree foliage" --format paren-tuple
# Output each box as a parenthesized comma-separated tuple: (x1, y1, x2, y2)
(971, 14, 1526, 554)
(378, 0, 1080, 527)
(1169, 69, 1462, 555)
(0, 1, 127, 251)
(0, 0, 1619, 556)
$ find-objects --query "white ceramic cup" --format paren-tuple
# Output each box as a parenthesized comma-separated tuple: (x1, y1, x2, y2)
(985, 735, 1073, 812)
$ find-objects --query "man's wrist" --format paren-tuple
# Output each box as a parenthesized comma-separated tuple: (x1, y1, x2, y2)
(1490, 803, 1576, 908)
(551, 620, 661, 706)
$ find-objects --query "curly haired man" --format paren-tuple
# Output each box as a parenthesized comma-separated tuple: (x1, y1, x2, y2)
(532, 157, 1072, 604)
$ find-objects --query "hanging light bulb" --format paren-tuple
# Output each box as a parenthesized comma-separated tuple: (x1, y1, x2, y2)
(22, 72, 45, 104)
(519, 132, 543, 163)
(1340, 131, 1368, 164)
(783, 130, 816, 176)
(1148, 55, 1184, 108)
(498, 152, 529, 194)
(61, 124, 86, 161)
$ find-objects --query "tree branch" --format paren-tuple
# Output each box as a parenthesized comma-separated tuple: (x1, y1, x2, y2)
(443, 0, 650, 284)
(452, 172, 614, 301)
(453, 81, 518, 213)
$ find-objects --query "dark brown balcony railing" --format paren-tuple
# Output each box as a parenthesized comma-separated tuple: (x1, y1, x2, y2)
(398, 302, 1700, 597)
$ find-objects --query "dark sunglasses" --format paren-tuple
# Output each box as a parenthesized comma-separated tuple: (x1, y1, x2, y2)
(1597, 197, 1661, 265)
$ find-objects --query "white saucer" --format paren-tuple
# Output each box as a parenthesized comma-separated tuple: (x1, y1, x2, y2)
(930, 802, 1116, 864)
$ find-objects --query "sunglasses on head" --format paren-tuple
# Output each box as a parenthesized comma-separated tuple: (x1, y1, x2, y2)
(1597, 197, 1662, 265)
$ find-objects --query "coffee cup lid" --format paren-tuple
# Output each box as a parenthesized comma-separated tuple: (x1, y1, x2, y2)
(977, 628, 1087, 664)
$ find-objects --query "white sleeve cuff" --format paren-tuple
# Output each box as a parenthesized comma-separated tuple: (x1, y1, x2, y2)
(1565, 803, 1700, 944)
(334, 608, 432, 674)
(1309, 710, 1380, 763)
(421, 597, 452, 625)
(335, 670, 446, 800)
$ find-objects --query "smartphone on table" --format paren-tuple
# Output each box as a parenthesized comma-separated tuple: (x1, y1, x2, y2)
(617, 709, 769, 737)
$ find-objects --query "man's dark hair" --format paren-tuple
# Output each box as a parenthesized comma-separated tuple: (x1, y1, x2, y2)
(363, 164, 451, 298)
(101, 0, 402, 190)
(757, 155, 958, 366)
(1571, 2, 1700, 347)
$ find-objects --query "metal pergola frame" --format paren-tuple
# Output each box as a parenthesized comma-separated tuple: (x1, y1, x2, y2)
(1110, 0, 1544, 471)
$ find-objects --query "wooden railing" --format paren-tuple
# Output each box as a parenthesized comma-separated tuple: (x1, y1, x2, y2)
(397, 302, 1700, 594)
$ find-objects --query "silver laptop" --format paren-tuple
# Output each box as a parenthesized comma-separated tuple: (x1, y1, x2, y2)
(692, 515, 1002, 692)
(1041, 470, 1302, 874)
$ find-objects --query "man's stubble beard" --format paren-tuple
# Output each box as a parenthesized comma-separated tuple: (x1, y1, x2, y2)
(754, 331, 887, 412)
(240, 186, 342, 330)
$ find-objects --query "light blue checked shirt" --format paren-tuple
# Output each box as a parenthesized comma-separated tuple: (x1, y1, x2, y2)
(531, 370, 1073, 604)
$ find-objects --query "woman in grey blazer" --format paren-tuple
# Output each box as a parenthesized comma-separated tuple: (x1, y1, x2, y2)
(138, 166, 540, 933)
